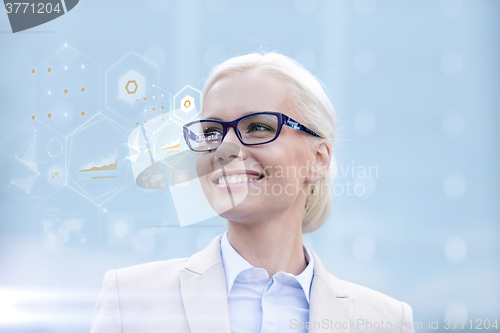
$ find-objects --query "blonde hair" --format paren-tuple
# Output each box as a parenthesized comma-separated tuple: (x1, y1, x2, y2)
(202, 52, 338, 233)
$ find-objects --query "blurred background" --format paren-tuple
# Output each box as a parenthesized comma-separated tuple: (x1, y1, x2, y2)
(0, 0, 498, 332)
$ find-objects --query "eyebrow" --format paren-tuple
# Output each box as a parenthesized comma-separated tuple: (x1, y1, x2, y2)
(201, 110, 260, 121)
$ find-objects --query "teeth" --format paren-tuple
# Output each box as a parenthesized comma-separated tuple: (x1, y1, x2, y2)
(216, 174, 261, 185)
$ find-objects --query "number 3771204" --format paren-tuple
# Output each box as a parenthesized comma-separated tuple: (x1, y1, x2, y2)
(5, 2, 62, 14)
(444, 319, 498, 330)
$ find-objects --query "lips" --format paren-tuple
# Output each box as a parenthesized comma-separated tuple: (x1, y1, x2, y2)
(211, 169, 264, 185)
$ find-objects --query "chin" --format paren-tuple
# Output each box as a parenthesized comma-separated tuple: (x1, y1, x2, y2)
(205, 186, 253, 217)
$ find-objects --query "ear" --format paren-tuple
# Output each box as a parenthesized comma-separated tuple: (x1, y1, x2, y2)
(305, 139, 332, 183)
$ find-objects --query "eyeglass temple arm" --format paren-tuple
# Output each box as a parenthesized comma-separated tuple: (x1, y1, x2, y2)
(282, 115, 321, 138)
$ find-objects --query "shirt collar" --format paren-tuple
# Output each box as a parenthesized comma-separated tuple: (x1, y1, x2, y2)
(220, 230, 315, 303)
(297, 244, 314, 303)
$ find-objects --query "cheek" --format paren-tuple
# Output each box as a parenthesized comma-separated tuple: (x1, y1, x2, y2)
(196, 153, 215, 203)
(195, 153, 213, 177)
(196, 153, 250, 216)
(263, 144, 309, 184)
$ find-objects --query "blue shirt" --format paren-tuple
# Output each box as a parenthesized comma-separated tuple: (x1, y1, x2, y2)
(220, 231, 314, 333)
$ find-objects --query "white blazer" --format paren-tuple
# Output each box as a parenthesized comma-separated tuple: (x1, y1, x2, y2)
(90, 234, 414, 333)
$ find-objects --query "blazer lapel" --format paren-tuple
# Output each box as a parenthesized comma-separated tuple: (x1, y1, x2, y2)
(308, 249, 356, 333)
(180, 234, 231, 333)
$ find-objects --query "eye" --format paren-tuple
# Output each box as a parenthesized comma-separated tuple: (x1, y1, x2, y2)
(247, 123, 274, 132)
(203, 127, 222, 136)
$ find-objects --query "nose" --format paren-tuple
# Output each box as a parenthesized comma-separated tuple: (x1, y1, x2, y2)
(213, 128, 245, 168)
(213, 142, 240, 168)
(222, 126, 240, 145)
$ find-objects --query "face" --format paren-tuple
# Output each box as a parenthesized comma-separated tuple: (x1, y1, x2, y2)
(196, 69, 321, 226)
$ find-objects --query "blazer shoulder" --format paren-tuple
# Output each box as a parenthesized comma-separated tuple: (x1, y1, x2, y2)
(331, 274, 413, 325)
(92, 258, 192, 332)
(114, 257, 189, 290)
(338, 278, 401, 307)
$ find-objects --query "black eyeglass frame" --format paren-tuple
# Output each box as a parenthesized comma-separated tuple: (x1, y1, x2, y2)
(183, 111, 321, 152)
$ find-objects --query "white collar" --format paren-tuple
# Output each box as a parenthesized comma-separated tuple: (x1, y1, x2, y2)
(220, 230, 315, 303)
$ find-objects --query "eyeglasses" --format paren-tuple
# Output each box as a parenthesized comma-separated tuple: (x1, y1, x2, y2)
(183, 111, 321, 152)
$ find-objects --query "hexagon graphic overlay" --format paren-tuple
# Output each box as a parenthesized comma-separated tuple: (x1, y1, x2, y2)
(1, 119, 66, 208)
(173, 85, 201, 124)
(105, 51, 160, 126)
(97, 190, 171, 267)
(33, 44, 100, 136)
(66, 113, 134, 206)
(119, 70, 145, 104)
(125, 80, 138, 94)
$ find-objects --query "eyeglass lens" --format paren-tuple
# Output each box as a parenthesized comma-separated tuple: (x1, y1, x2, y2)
(186, 114, 279, 151)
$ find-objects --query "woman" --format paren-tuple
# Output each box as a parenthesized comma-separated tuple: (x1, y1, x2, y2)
(90, 52, 414, 333)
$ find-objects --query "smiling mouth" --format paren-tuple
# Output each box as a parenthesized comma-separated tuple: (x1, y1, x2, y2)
(214, 173, 264, 185)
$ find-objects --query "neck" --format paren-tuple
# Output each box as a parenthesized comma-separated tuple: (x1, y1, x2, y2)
(226, 203, 307, 277)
